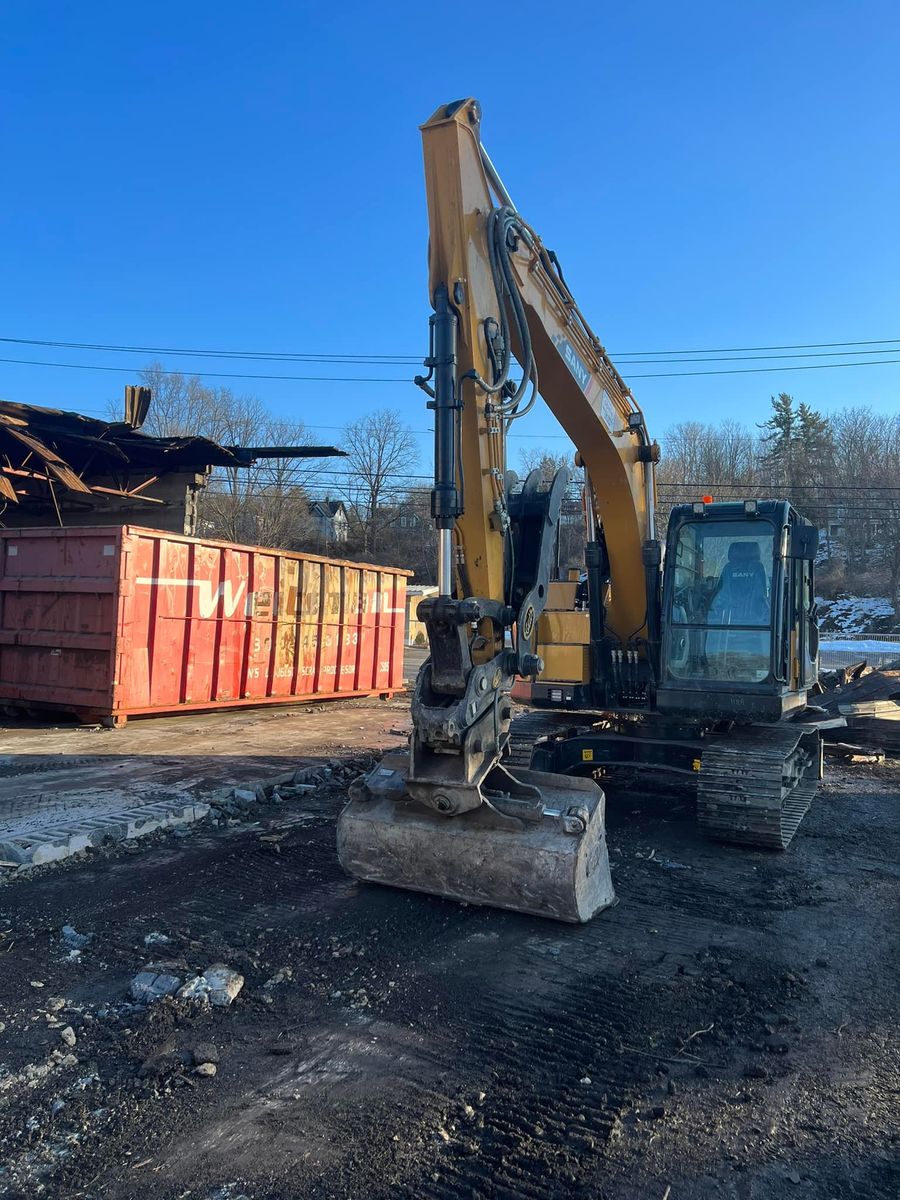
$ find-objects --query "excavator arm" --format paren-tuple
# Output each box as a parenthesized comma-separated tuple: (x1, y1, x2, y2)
(419, 98, 658, 647)
(337, 98, 657, 922)
(408, 98, 662, 790)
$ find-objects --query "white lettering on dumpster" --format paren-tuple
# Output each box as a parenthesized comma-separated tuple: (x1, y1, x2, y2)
(136, 578, 248, 619)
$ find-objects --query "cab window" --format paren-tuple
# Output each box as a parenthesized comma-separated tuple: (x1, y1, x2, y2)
(668, 520, 775, 684)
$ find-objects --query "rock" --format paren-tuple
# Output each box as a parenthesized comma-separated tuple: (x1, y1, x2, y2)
(815, 956, 830, 968)
(462, 1103, 475, 1119)
(264, 967, 293, 989)
(61, 925, 93, 950)
(59, 1026, 77, 1047)
(130, 963, 183, 1003)
(192, 1042, 220, 1066)
(0, 841, 31, 865)
(233, 788, 257, 805)
(194, 1062, 217, 1078)
(787, 1169, 801, 1184)
(204, 962, 245, 1008)
(144, 932, 171, 947)
(579, 1076, 592, 1085)
(30, 980, 45, 989)
(177, 963, 244, 1008)
(46, 997, 66, 1013)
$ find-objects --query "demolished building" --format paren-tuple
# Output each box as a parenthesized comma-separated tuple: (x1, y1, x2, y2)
(0, 386, 343, 535)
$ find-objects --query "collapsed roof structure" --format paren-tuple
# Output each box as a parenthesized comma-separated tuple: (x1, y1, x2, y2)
(0, 387, 344, 532)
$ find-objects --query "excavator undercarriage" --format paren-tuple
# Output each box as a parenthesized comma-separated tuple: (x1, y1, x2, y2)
(507, 709, 829, 851)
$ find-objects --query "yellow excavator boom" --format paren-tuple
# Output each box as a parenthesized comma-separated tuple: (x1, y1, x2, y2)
(420, 99, 657, 644)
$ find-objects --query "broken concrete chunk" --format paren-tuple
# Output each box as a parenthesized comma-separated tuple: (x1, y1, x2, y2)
(130, 962, 183, 1004)
(194, 1062, 217, 1077)
(0, 841, 31, 865)
(177, 963, 244, 1008)
(207, 963, 244, 1007)
(61, 925, 93, 950)
(143, 931, 171, 947)
(232, 788, 257, 805)
(59, 1026, 77, 1047)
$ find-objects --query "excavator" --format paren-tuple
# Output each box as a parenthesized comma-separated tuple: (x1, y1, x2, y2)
(337, 98, 836, 923)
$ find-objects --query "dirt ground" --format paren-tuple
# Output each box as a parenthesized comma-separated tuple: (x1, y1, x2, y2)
(0, 705, 897, 1200)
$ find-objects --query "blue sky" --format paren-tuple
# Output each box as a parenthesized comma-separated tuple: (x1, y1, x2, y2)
(2, 1, 898, 474)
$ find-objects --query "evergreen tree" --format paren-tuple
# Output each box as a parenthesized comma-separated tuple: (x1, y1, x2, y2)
(796, 402, 833, 463)
(760, 393, 797, 487)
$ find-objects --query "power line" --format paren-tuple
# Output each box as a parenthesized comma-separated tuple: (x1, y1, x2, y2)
(4, 333, 900, 364)
(658, 482, 900, 492)
(0, 336, 420, 366)
(265, 422, 574, 442)
(626, 358, 900, 380)
(210, 463, 900, 493)
(0, 357, 409, 383)
(615, 337, 900, 356)
(616, 347, 900, 365)
(5, 352, 900, 386)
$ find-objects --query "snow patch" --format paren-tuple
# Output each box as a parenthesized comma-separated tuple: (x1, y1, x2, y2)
(816, 595, 897, 636)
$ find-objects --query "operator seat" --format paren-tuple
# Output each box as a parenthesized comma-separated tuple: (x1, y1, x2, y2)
(708, 541, 770, 625)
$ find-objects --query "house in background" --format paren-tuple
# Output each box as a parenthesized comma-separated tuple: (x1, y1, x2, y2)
(310, 499, 349, 547)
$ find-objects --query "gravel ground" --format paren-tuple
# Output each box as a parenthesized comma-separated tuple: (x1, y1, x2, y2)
(0, 749, 897, 1200)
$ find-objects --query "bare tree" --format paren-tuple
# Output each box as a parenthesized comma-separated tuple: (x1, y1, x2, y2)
(517, 447, 580, 484)
(109, 365, 326, 548)
(376, 488, 436, 582)
(341, 409, 418, 555)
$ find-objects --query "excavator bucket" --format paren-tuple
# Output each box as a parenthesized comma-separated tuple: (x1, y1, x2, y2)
(337, 756, 615, 924)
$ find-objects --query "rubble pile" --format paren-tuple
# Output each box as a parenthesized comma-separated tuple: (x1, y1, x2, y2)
(819, 658, 900, 756)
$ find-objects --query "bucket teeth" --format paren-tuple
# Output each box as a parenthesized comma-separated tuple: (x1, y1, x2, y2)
(337, 764, 615, 924)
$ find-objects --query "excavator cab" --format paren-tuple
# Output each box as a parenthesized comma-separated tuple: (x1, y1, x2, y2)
(657, 500, 819, 723)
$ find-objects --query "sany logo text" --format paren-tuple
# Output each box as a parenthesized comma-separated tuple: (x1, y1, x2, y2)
(552, 334, 591, 392)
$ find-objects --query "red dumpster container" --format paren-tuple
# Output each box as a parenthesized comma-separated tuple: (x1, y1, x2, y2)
(0, 526, 411, 726)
